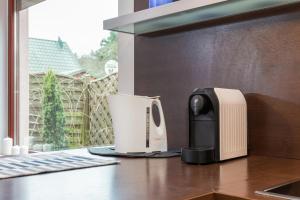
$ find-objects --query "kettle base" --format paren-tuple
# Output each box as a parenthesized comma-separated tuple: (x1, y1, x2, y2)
(181, 147, 215, 164)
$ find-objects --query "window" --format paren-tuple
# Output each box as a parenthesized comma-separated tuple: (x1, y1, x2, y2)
(16, 0, 119, 151)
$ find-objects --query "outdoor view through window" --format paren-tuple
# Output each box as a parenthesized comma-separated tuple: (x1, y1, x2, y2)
(28, 0, 118, 151)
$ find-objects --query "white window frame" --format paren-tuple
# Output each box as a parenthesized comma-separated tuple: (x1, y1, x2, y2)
(118, 0, 135, 95)
(16, 8, 29, 146)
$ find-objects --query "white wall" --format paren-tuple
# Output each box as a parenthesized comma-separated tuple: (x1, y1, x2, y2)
(118, 0, 134, 95)
(0, 0, 8, 142)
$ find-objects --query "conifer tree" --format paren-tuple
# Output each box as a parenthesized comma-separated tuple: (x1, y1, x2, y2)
(42, 70, 66, 150)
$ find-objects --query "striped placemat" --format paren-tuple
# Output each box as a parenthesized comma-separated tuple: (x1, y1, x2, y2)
(0, 153, 119, 179)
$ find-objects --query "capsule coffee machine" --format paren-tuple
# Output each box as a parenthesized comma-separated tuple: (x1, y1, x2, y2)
(181, 88, 247, 164)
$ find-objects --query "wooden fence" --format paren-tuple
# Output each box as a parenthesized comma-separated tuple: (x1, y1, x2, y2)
(29, 73, 118, 149)
(88, 74, 118, 145)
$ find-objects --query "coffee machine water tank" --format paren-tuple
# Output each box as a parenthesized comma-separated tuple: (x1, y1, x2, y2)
(181, 88, 247, 164)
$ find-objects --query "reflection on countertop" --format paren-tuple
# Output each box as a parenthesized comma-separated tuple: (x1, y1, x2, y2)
(0, 149, 299, 200)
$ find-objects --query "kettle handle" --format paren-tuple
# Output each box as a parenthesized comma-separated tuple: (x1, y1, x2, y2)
(151, 99, 167, 137)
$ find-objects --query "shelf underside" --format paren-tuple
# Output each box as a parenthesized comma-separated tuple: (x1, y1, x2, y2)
(104, 0, 300, 35)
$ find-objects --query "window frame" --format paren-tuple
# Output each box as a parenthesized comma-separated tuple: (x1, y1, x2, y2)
(9, 0, 43, 145)
(8, 0, 16, 141)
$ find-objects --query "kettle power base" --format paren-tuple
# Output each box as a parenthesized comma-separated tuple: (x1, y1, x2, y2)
(181, 147, 215, 164)
(89, 147, 181, 158)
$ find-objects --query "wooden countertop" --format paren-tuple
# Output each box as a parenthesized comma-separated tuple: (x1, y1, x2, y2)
(0, 149, 299, 200)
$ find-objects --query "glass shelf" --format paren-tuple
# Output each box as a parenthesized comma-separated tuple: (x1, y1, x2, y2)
(103, 0, 300, 35)
(17, 0, 46, 11)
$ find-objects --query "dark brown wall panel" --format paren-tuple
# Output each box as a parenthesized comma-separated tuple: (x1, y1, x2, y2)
(134, 0, 147, 12)
(134, 1, 300, 159)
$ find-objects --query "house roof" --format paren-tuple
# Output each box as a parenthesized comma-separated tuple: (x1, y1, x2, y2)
(29, 38, 83, 75)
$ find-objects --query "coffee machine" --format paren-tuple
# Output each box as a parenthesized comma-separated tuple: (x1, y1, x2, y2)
(181, 88, 247, 164)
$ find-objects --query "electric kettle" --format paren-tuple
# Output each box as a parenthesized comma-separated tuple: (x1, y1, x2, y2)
(108, 94, 168, 153)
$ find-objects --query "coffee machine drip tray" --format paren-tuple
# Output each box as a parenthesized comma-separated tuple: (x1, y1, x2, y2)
(181, 147, 215, 164)
(256, 180, 300, 200)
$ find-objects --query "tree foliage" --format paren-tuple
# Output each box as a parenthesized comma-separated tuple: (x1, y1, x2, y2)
(42, 70, 66, 150)
(79, 32, 117, 78)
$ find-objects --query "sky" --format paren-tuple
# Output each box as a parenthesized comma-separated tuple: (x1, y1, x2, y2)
(29, 0, 118, 56)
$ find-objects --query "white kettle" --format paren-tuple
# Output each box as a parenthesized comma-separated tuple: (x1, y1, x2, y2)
(108, 94, 167, 153)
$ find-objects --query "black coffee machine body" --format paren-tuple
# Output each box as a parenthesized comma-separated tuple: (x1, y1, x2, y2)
(182, 88, 247, 164)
